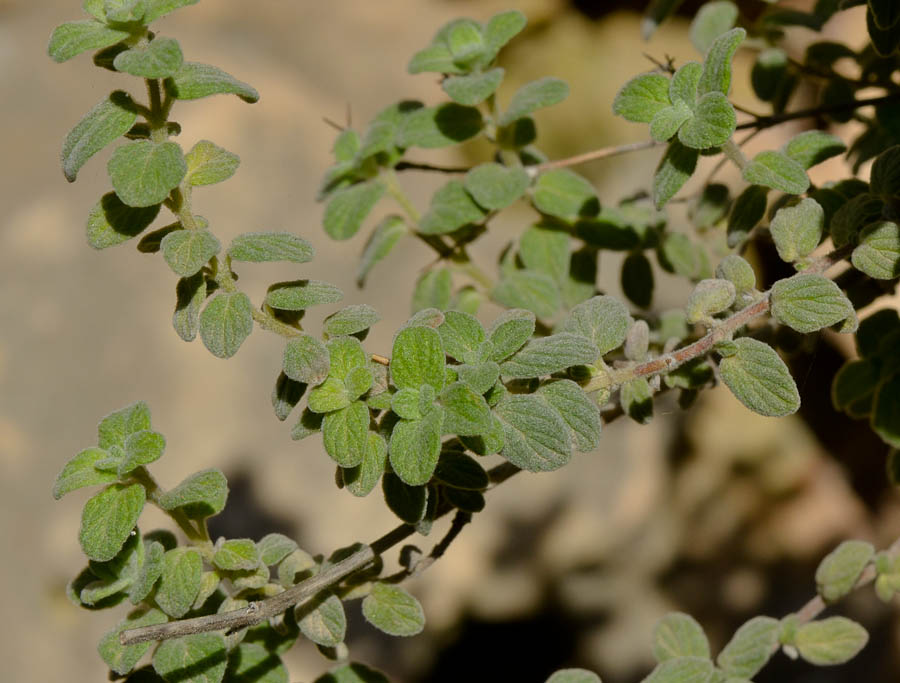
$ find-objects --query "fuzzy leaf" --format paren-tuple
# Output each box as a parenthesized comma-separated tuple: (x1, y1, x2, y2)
(716, 254, 756, 294)
(649, 101, 693, 142)
(362, 582, 425, 637)
(108, 140, 187, 207)
(391, 325, 445, 392)
(727, 185, 768, 247)
(654, 141, 699, 208)
(439, 382, 492, 436)
(537, 379, 601, 452)
(816, 540, 875, 602)
(412, 268, 452, 312)
(53, 447, 118, 499)
(357, 215, 408, 286)
(166, 62, 259, 102)
(500, 77, 569, 125)
(158, 468, 228, 519)
(719, 338, 799, 416)
(80, 484, 145, 562)
(161, 228, 220, 277)
(717, 616, 779, 678)
(228, 232, 313, 265)
(322, 402, 370, 467)
(545, 670, 601, 683)
(443, 68, 504, 106)
(438, 311, 485, 362)
(561, 295, 632, 355)
(99, 607, 169, 675)
(784, 131, 846, 169)
(642, 656, 714, 683)
(343, 432, 388, 498)
(114, 37, 183, 78)
(142, 0, 200, 23)
(652, 613, 710, 662)
(183, 139, 240, 186)
(86, 192, 161, 249)
(677, 92, 736, 149)
(152, 633, 227, 683)
(613, 72, 672, 123)
(794, 617, 868, 666)
(873, 374, 900, 448)
(266, 280, 343, 311)
(418, 179, 486, 234)
(500, 333, 598, 379)
(155, 547, 202, 618)
(389, 408, 443, 486)
(62, 92, 137, 182)
(282, 335, 330, 386)
(690, 1, 739, 53)
(321, 305, 380, 339)
(494, 394, 571, 472)
(48, 20, 130, 63)
(770, 274, 853, 333)
(199, 291, 253, 358)
(670, 62, 702, 108)
(852, 221, 900, 279)
(520, 225, 570, 284)
(743, 150, 809, 195)
(172, 273, 205, 342)
(622, 251, 654, 309)
(395, 103, 483, 148)
(769, 198, 824, 263)
(213, 539, 260, 571)
(118, 430, 166, 476)
(685, 278, 735, 322)
(464, 162, 529, 210)
(698, 27, 746, 96)
(532, 169, 599, 220)
(98, 401, 151, 450)
(324, 180, 385, 241)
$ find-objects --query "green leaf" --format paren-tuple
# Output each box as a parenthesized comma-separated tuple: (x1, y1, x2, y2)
(102, 0, 146, 22)
(546, 670, 601, 683)
(752, 47, 789, 102)
(784, 130, 846, 169)
(642, 656, 714, 683)
(537, 379, 602, 452)
(161, 229, 220, 277)
(99, 607, 169, 675)
(282, 335, 329, 386)
(620, 378, 653, 424)
(79, 483, 145, 562)
(389, 408, 443, 486)
(770, 274, 853, 333)
(266, 280, 343, 311)
(716, 254, 756, 294)
(158, 468, 228, 519)
(690, 1, 739, 53)
(500, 333, 598, 379)
(361, 582, 425, 637)
(492, 270, 561, 318)
(412, 268, 452, 313)
(653, 140, 699, 209)
(870, 145, 900, 198)
(622, 251, 654, 309)
(142, 0, 200, 23)
(407, 44, 463, 75)
(62, 92, 137, 182)
(173, 273, 205, 342)
(561, 295, 632, 356)
(698, 27, 746, 96)
(650, 101, 693, 143)
(831, 359, 879, 412)
(256, 533, 298, 568)
(794, 617, 868, 665)
(815, 540, 875, 602)
(322, 401, 369, 467)
(391, 326, 445, 392)
(307, 377, 350, 413)
(433, 451, 489, 490)
(456, 360, 498, 396)
(652, 612, 710, 662)
(642, 0, 686, 38)
(117, 430, 166, 476)
(199, 291, 253, 359)
(494, 394, 572, 471)
(677, 92, 736, 149)
(742, 150, 809, 195)
(114, 37, 183, 78)
(325, 336, 368, 381)
(831, 193, 885, 248)
(443, 68, 504, 106)
(500, 77, 569, 126)
(324, 180, 385, 241)
(154, 547, 203, 618)
(129, 539, 165, 604)
(716, 616, 779, 678)
(613, 73, 672, 123)
(727, 185, 768, 247)
(343, 432, 388, 497)
(98, 401, 151, 450)
(520, 225, 570, 284)
(357, 215, 408, 286)
(166, 62, 259, 102)
(214, 539, 260, 571)
(152, 633, 227, 683)
(396, 103, 483, 148)
(669, 62, 702, 108)
(686, 278, 735, 323)
(487, 309, 536, 362)
(314, 662, 389, 683)
(438, 382, 492, 436)
(418, 179, 486, 235)
(438, 311, 485, 363)
(48, 20, 130, 63)
(484, 9, 527, 54)
(108, 140, 187, 208)
(873, 374, 900, 448)
(86, 192, 160, 249)
(769, 198, 824, 263)
(532, 169, 599, 221)
(224, 643, 287, 683)
(182, 139, 240, 187)
(226, 232, 314, 266)
(382, 473, 428, 523)
(852, 221, 900, 279)
(719, 338, 800, 417)
(53, 447, 118, 499)
(464, 162, 529, 210)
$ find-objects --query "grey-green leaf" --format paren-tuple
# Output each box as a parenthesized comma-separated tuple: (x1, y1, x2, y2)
(561, 295, 632, 356)
(395, 103, 483, 148)
(770, 273, 853, 333)
(108, 140, 187, 208)
(418, 179, 486, 234)
(161, 229, 220, 277)
(685, 278, 736, 323)
(173, 273, 205, 342)
(743, 150, 810, 195)
(152, 633, 227, 683)
(492, 270, 561, 319)
(649, 101, 693, 142)
(690, 1, 739, 53)
(464, 162, 529, 210)
(156, 547, 203, 618)
(283, 334, 330, 385)
(532, 169, 599, 221)
(494, 394, 572, 472)
(142, 0, 200, 23)
(343, 432, 388, 498)
(53, 447, 118, 499)
(769, 198, 824, 263)
(114, 37, 183, 79)
(613, 72, 672, 123)
(389, 408, 443, 486)
(487, 308, 536, 362)
(391, 325, 445, 392)
(794, 617, 868, 666)
(545, 670, 601, 683)
(323, 304, 381, 338)
(698, 27, 746, 96)
(213, 539, 260, 571)
(718, 337, 800, 417)
(184, 139, 240, 186)
(520, 224, 570, 284)
(716, 254, 756, 294)
(851, 221, 900, 279)
(500, 333, 598, 379)
(677, 91, 736, 149)
(158, 468, 228, 519)
(297, 591, 346, 647)
(48, 20, 130, 63)
(266, 280, 343, 311)
(439, 382, 492, 436)
(500, 77, 570, 126)
(716, 616, 779, 678)
(784, 130, 846, 169)
(361, 582, 425, 637)
(62, 91, 137, 182)
(642, 657, 714, 683)
(228, 232, 313, 264)
(443, 68, 505, 106)
(99, 607, 169, 675)
(412, 268, 452, 313)
(816, 540, 875, 602)
(86, 192, 161, 249)
(166, 62, 259, 103)
(438, 310, 486, 362)
(324, 180, 386, 241)
(79, 484, 146, 562)
(652, 612, 710, 662)
(199, 291, 253, 358)
(537, 379, 602, 452)
(654, 140, 699, 208)
(322, 401, 370, 467)
(358, 215, 408, 286)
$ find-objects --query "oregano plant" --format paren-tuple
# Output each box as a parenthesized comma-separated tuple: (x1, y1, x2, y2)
(49, 1, 900, 681)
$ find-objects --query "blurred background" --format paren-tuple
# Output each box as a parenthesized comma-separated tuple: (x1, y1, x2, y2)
(2, 0, 899, 681)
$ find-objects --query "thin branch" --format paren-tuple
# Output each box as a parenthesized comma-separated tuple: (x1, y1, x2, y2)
(736, 92, 900, 131)
(528, 140, 661, 175)
(395, 160, 469, 174)
(385, 510, 473, 583)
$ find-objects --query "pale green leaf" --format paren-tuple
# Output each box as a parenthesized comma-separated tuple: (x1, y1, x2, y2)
(442, 68, 505, 106)
(86, 192, 160, 249)
(283, 334, 330, 385)
(719, 337, 800, 416)
(851, 220, 900, 279)
(642, 656, 714, 683)
(161, 228, 220, 277)
(492, 270, 561, 318)
(716, 616, 779, 678)
(649, 101, 693, 142)
(313, 662, 389, 683)
(391, 325, 445, 392)
(494, 394, 572, 472)
(361, 582, 425, 637)
(389, 408, 443, 486)
(690, 1, 739, 53)
(99, 607, 168, 675)
(816, 540, 875, 602)
(613, 72, 672, 123)
(698, 27, 746, 96)
(357, 215, 408, 286)
(532, 169, 599, 220)
(326, 335, 368, 381)
(412, 268, 452, 313)
(322, 304, 380, 338)
(487, 309, 536, 362)
(795, 617, 868, 665)
(769, 198, 824, 263)
(108, 140, 187, 207)
(652, 612, 710, 662)
(770, 273, 853, 333)
(129, 539, 165, 604)
(438, 311, 485, 362)
(307, 377, 350, 413)
(743, 150, 809, 195)
(158, 468, 228, 519)
(418, 179, 485, 234)
(621, 378, 653, 424)
(500, 77, 570, 126)
(114, 37, 183, 78)
(685, 278, 736, 323)
(48, 20, 130, 63)
(520, 224, 570, 283)
(654, 140, 699, 208)
(152, 633, 227, 683)
(117, 429, 166, 476)
(322, 401, 370, 467)
(438, 382, 492, 436)
(53, 447, 118, 499)
(199, 291, 253, 358)
(546, 669, 601, 683)
(98, 401, 151, 450)
(395, 103, 483, 148)
(537, 379, 602, 452)
(213, 539, 260, 571)
(560, 295, 632, 355)
(142, 0, 200, 23)
(266, 280, 343, 311)
(500, 333, 598, 379)
(784, 130, 846, 169)
(224, 642, 287, 683)
(183, 139, 240, 186)
(670, 62, 702, 108)
(484, 10, 527, 54)
(715, 254, 756, 294)
(79, 484, 145, 562)
(324, 180, 386, 241)
(155, 547, 202, 618)
(166, 62, 259, 102)
(62, 91, 137, 182)
(677, 92, 736, 149)
(343, 432, 388, 497)
(464, 162, 529, 210)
